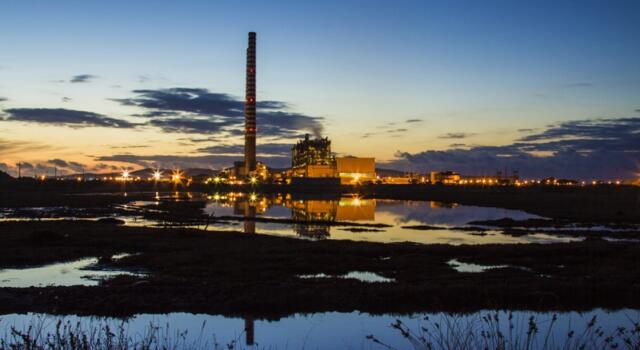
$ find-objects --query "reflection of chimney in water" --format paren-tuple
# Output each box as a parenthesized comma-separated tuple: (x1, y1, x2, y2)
(244, 204, 256, 234)
(233, 199, 256, 234)
(244, 317, 255, 346)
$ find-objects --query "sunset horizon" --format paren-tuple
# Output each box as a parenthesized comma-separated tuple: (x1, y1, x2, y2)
(1, 1, 639, 180)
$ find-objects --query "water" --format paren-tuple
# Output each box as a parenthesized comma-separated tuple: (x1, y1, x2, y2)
(298, 271, 395, 283)
(1, 193, 587, 245)
(195, 194, 581, 245)
(0, 255, 145, 288)
(1, 309, 638, 349)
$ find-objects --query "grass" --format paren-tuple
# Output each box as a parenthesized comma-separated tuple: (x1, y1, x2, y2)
(0, 318, 245, 350)
(367, 312, 640, 350)
(2, 312, 639, 349)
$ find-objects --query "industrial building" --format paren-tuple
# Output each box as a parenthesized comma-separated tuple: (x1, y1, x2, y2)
(430, 171, 461, 184)
(289, 134, 376, 184)
(291, 134, 336, 178)
(335, 157, 376, 184)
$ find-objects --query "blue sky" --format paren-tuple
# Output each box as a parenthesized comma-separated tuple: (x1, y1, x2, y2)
(0, 0, 639, 179)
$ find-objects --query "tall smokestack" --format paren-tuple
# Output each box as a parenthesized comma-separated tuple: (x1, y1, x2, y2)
(244, 32, 257, 174)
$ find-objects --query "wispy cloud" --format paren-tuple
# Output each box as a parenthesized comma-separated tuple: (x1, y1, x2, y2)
(47, 158, 86, 172)
(563, 82, 593, 88)
(197, 143, 292, 157)
(2, 108, 136, 128)
(70, 74, 97, 83)
(438, 132, 476, 139)
(0, 138, 48, 155)
(96, 153, 290, 169)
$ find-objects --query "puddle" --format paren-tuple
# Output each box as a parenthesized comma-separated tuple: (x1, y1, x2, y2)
(0, 254, 145, 288)
(447, 259, 532, 273)
(298, 271, 394, 283)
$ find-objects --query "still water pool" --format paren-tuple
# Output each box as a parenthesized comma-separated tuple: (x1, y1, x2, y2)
(192, 195, 579, 245)
(1, 193, 586, 245)
(1, 309, 638, 349)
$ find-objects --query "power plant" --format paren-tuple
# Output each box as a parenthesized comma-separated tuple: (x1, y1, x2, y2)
(244, 32, 257, 175)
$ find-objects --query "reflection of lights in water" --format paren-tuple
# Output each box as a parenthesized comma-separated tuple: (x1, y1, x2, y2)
(155, 192, 159, 200)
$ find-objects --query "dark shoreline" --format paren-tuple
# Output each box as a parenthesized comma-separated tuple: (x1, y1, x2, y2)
(1, 220, 639, 319)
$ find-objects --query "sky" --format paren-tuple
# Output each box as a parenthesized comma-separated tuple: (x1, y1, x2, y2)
(0, 0, 639, 179)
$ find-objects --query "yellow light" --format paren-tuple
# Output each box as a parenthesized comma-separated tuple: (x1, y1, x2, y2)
(122, 170, 130, 181)
(153, 170, 162, 181)
(250, 193, 257, 201)
(250, 176, 257, 184)
(171, 169, 183, 183)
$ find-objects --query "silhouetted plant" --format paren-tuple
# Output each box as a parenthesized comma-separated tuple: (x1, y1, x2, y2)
(366, 312, 640, 350)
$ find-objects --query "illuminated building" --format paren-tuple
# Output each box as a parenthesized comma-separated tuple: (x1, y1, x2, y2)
(430, 171, 461, 184)
(291, 134, 335, 178)
(335, 157, 376, 184)
(290, 134, 376, 184)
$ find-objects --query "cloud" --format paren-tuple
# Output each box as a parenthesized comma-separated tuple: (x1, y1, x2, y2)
(18, 162, 34, 170)
(0, 138, 48, 155)
(438, 132, 475, 139)
(148, 118, 234, 134)
(70, 74, 97, 83)
(635, 109, 640, 113)
(0, 97, 8, 102)
(113, 87, 324, 138)
(47, 159, 69, 168)
(405, 119, 422, 123)
(197, 143, 292, 157)
(563, 82, 593, 88)
(2, 108, 136, 128)
(46, 159, 85, 172)
(517, 128, 536, 133)
(62, 97, 72, 103)
(109, 144, 150, 149)
(387, 117, 640, 179)
(96, 153, 290, 169)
